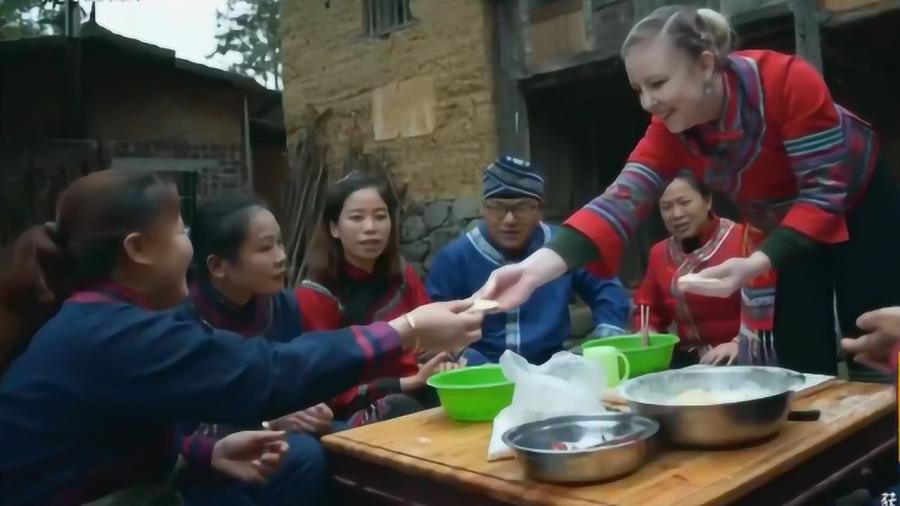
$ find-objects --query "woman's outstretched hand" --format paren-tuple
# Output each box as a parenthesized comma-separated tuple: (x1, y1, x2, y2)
(476, 263, 535, 310)
(476, 248, 569, 310)
(392, 300, 483, 353)
(679, 252, 771, 298)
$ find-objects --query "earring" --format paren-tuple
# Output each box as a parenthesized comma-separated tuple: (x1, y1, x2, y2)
(703, 81, 714, 95)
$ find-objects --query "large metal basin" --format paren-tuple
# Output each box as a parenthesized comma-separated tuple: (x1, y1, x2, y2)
(618, 366, 805, 447)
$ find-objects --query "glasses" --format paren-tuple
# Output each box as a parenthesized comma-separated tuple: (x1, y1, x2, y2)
(483, 201, 540, 219)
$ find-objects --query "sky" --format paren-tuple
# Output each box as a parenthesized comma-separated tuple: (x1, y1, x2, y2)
(92, 0, 233, 70)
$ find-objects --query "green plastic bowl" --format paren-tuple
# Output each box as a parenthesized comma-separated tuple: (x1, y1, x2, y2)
(582, 333, 680, 378)
(426, 365, 514, 422)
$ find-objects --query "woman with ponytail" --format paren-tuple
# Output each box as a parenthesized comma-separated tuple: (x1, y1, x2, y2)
(0, 223, 65, 370)
(179, 194, 333, 506)
(0, 171, 482, 505)
(477, 5, 900, 375)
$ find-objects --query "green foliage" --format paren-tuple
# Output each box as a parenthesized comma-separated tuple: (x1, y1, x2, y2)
(210, 0, 282, 90)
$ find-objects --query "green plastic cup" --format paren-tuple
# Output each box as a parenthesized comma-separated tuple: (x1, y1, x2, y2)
(426, 364, 514, 422)
(582, 333, 680, 378)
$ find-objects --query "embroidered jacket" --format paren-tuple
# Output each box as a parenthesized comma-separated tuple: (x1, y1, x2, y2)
(566, 50, 878, 278)
(634, 217, 777, 350)
(0, 283, 403, 506)
(180, 280, 304, 438)
(295, 262, 427, 418)
(184, 280, 302, 342)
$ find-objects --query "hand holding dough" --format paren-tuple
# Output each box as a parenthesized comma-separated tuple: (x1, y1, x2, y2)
(677, 273, 724, 291)
(470, 299, 500, 312)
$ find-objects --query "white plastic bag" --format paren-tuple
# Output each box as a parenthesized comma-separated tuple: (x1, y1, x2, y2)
(487, 350, 608, 461)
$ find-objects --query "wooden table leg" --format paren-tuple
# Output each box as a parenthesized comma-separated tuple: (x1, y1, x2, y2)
(332, 476, 406, 506)
(732, 413, 897, 506)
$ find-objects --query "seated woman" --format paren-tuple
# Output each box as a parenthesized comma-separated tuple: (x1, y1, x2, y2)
(633, 174, 775, 367)
(0, 171, 482, 506)
(297, 173, 449, 427)
(179, 194, 338, 505)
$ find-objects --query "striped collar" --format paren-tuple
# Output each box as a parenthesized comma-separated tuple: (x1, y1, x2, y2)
(299, 259, 410, 323)
(466, 222, 552, 266)
(69, 282, 156, 309)
(681, 55, 758, 149)
(680, 55, 767, 195)
(667, 216, 736, 269)
(188, 280, 273, 338)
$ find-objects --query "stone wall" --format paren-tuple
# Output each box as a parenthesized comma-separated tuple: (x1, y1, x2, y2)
(400, 196, 482, 278)
(280, 0, 499, 201)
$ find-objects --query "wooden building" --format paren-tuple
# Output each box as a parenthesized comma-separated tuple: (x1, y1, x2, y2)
(0, 11, 288, 242)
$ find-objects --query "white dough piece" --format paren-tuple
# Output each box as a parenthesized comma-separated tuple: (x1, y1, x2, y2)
(677, 273, 722, 289)
(668, 387, 774, 405)
(672, 388, 721, 404)
(471, 299, 500, 311)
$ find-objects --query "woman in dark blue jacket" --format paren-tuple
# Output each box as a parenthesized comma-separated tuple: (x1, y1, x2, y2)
(0, 171, 482, 506)
(179, 194, 335, 505)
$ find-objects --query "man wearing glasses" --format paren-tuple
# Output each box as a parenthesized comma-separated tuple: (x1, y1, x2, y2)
(427, 156, 629, 365)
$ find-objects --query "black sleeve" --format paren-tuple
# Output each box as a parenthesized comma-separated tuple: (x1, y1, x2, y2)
(758, 226, 819, 269)
(546, 225, 601, 270)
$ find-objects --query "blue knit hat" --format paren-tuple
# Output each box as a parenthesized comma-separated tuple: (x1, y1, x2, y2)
(482, 156, 545, 201)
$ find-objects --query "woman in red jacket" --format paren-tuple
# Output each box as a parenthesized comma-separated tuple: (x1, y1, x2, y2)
(297, 173, 453, 427)
(634, 175, 774, 367)
(478, 6, 900, 375)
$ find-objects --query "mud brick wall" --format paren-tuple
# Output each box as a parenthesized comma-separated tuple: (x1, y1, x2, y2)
(280, 0, 499, 200)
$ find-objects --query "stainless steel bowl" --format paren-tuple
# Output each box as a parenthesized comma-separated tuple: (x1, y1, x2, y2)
(619, 366, 805, 447)
(501, 414, 659, 483)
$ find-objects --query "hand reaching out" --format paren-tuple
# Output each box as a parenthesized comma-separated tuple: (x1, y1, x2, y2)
(474, 248, 569, 310)
(679, 252, 771, 298)
(397, 300, 484, 352)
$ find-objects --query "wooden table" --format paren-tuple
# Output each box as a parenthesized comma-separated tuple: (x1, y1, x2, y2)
(323, 381, 897, 506)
